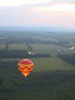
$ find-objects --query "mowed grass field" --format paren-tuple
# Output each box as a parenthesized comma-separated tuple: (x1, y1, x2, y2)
(0, 43, 75, 72)
(0, 43, 67, 51)
(0, 43, 75, 100)
(0, 43, 74, 54)
(0, 57, 75, 100)
(0, 44, 28, 50)
(0, 43, 75, 73)
(31, 57, 75, 72)
(0, 57, 74, 72)
(30, 44, 67, 54)
(8, 44, 28, 50)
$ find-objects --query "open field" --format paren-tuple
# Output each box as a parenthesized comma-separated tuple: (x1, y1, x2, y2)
(0, 57, 74, 72)
(30, 44, 67, 54)
(8, 44, 28, 50)
(0, 43, 75, 55)
(31, 57, 75, 72)
(0, 31, 75, 100)
(0, 58, 75, 100)
(0, 43, 67, 53)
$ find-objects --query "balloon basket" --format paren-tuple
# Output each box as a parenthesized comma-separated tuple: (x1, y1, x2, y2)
(25, 77, 26, 80)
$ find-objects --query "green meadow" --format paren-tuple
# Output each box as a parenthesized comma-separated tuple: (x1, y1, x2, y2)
(0, 58, 75, 100)
(30, 44, 67, 54)
(0, 31, 75, 100)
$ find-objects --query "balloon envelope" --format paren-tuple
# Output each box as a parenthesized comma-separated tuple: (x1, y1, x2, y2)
(18, 59, 34, 77)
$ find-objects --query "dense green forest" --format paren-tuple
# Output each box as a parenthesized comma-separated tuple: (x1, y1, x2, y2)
(0, 31, 75, 100)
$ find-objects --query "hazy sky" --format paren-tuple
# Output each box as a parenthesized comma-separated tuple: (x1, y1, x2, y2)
(0, 0, 75, 28)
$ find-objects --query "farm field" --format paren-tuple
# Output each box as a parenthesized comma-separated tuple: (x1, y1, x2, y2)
(8, 44, 28, 50)
(30, 44, 67, 54)
(0, 43, 75, 55)
(0, 57, 74, 72)
(31, 57, 75, 72)
(0, 58, 75, 100)
(0, 31, 75, 100)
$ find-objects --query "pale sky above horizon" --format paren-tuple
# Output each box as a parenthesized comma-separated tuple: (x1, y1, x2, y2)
(0, 0, 75, 29)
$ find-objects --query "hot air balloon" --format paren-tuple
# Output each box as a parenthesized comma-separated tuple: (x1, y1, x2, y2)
(18, 59, 34, 77)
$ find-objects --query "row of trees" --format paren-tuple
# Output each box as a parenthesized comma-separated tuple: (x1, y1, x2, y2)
(57, 53, 75, 65)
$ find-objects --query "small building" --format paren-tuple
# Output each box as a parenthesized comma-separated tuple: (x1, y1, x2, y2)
(28, 52, 36, 55)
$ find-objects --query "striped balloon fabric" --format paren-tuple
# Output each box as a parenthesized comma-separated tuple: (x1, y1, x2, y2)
(18, 59, 34, 77)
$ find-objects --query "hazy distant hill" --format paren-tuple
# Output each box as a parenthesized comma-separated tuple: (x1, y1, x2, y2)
(0, 26, 74, 32)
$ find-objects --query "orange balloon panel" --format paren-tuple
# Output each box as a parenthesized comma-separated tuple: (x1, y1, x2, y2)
(18, 59, 34, 77)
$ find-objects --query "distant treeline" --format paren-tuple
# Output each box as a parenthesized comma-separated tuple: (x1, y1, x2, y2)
(7, 38, 70, 47)
(0, 50, 51, 58)
(0, 31, 71, 48)
(57, 53, 75, 65)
